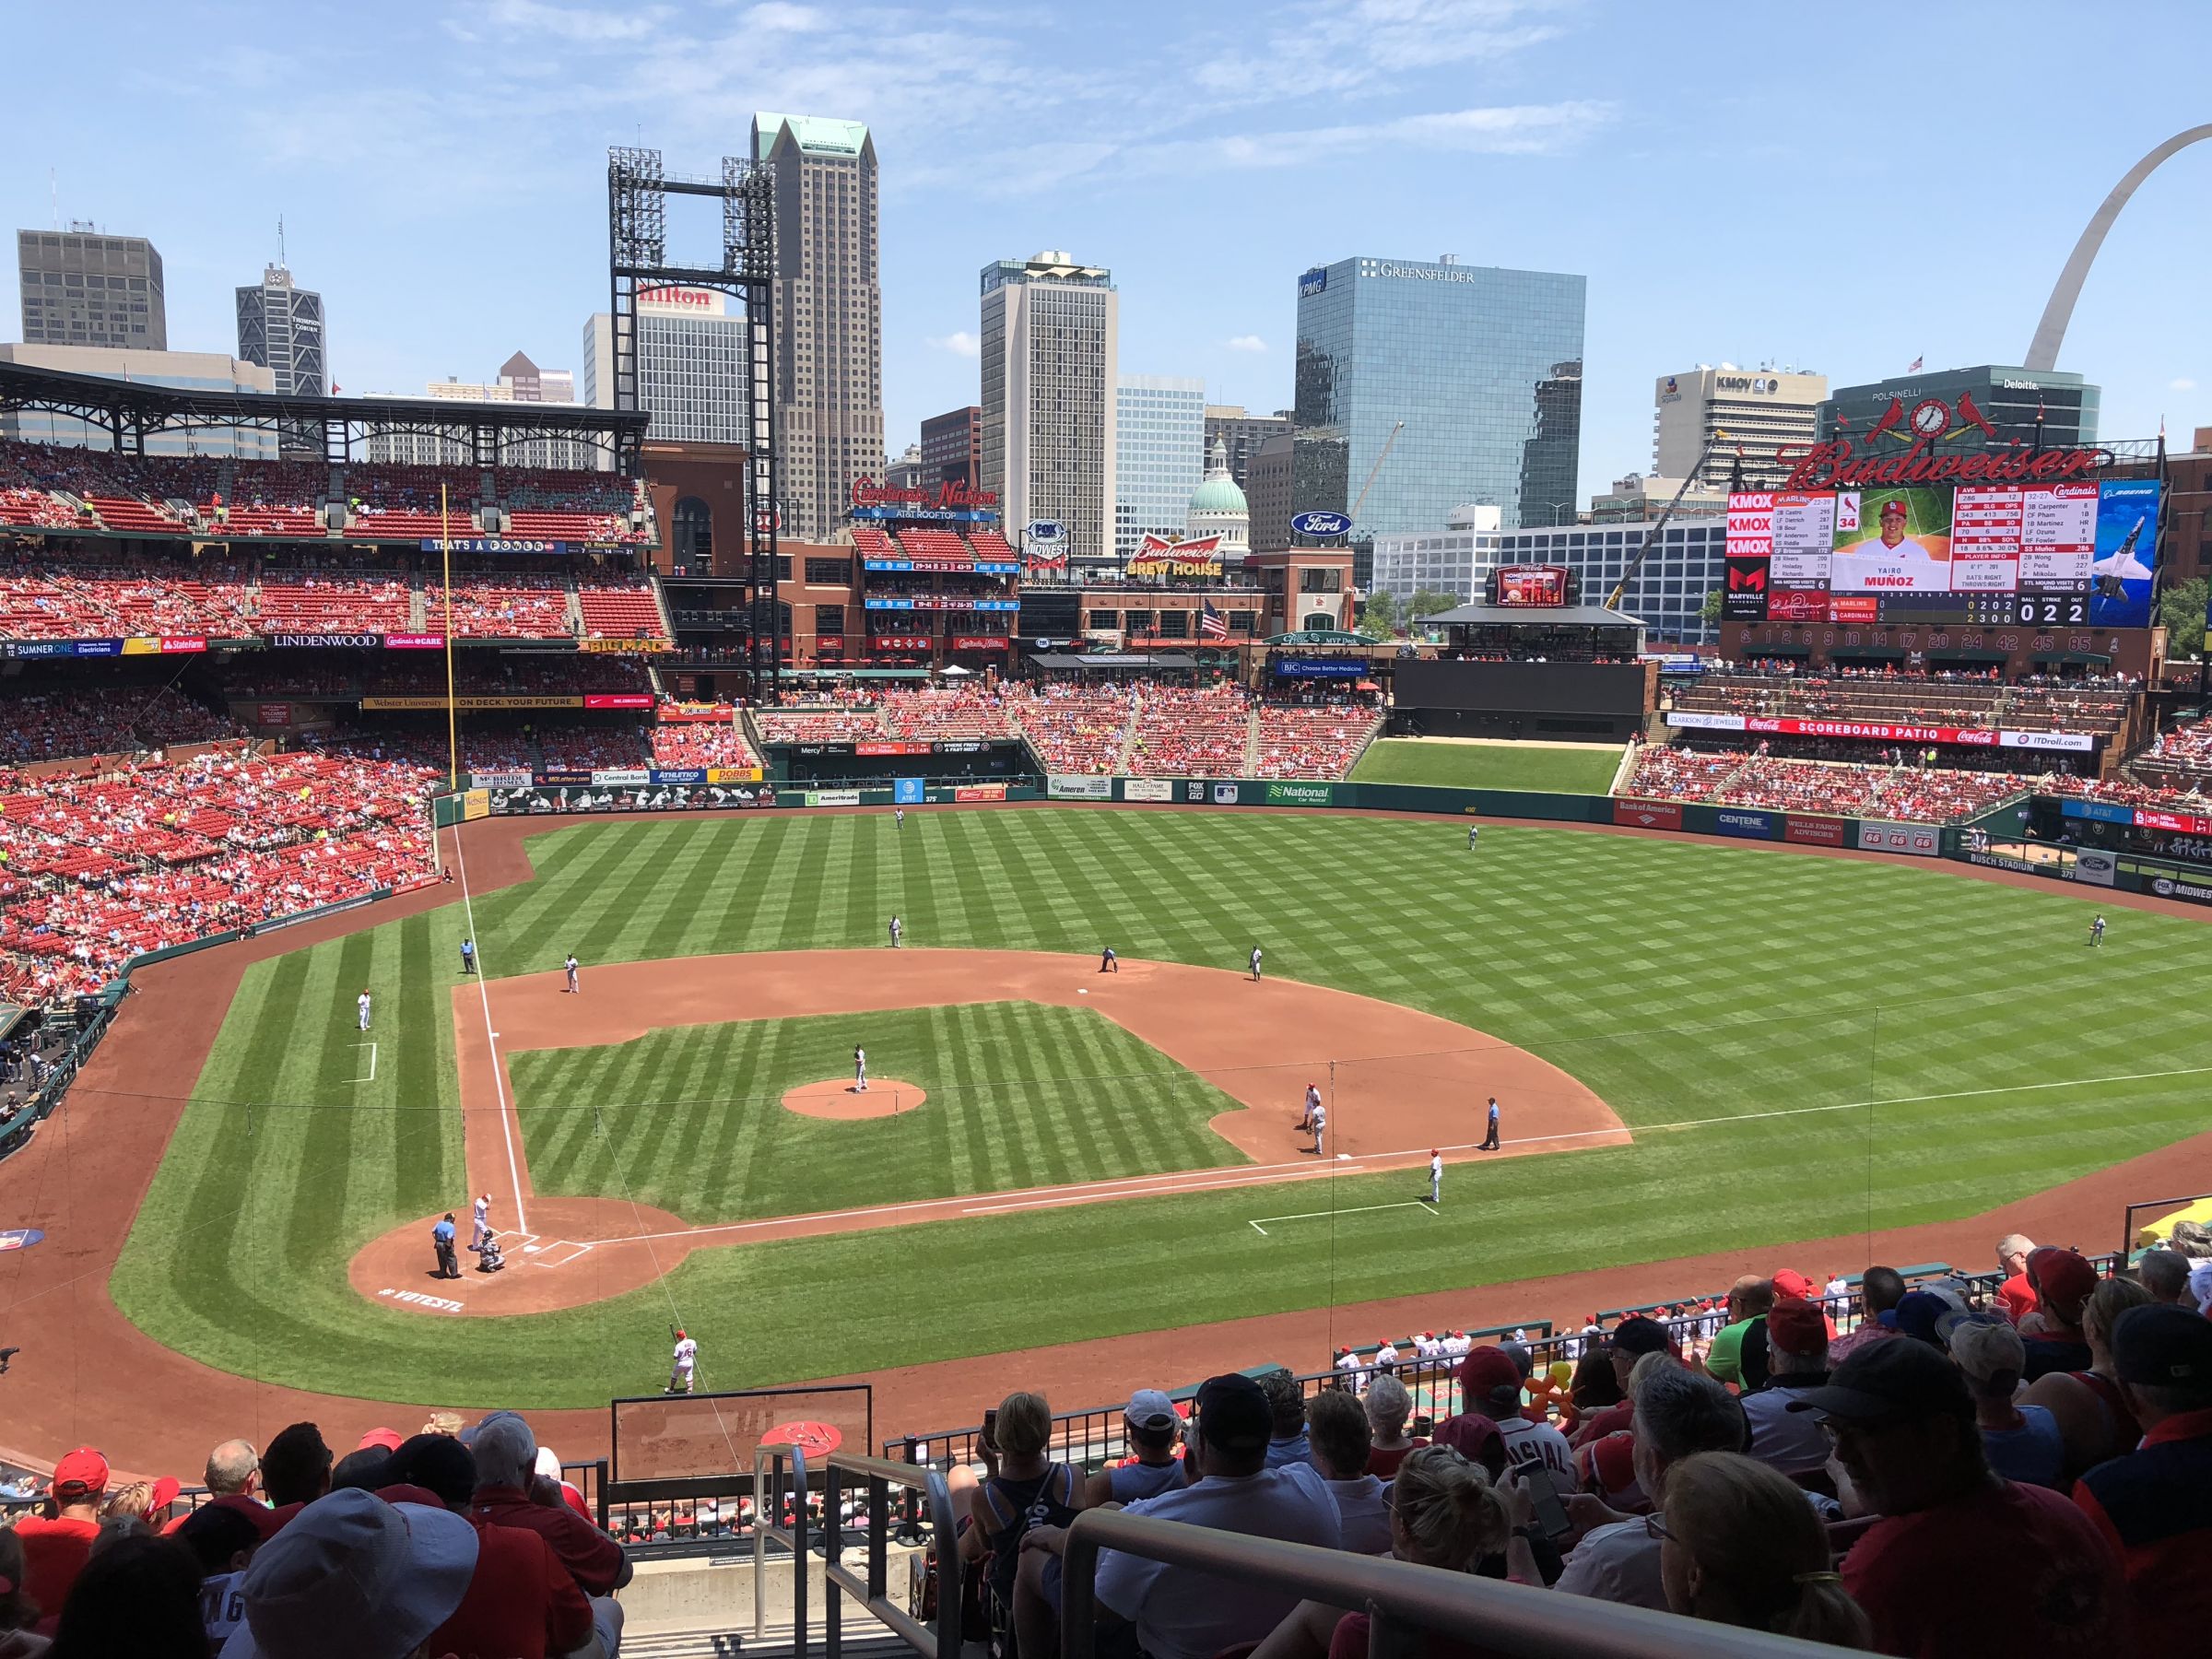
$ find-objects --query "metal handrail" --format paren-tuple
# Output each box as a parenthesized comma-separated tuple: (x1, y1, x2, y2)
(754, 1445, 963, 1659)
(1058, 1509, 1841, 1659)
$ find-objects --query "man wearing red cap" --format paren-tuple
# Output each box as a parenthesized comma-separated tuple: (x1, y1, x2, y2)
(2021, 1247, 2099, 1381)
(1423, 1147, 1441, 1206)
(1740, 1300, 1833, 1477)
(1458, 1347, 1571, 1477)
(14, 1446, 106, 1634)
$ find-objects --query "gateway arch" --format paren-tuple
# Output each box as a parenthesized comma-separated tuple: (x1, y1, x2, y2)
(2026, 124, 2212, 371)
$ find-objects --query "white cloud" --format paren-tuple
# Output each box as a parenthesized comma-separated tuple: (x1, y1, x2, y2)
(1225, 335, 1267, 353)
(743, 2, 828, 30)
(2171, 377, 2196, 392)
(1192, 0, 1573, 104)
(932, 331, 981, 359)
(480, 0, 672, 43)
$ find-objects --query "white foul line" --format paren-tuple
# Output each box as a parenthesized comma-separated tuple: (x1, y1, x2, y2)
(355, 1041, 378, 1084)
(452, 824, 529, 1235)
(1250, 1200, 1437, 1237)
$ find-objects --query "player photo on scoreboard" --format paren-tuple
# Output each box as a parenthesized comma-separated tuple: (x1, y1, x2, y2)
(1829, 487, 1955, 593)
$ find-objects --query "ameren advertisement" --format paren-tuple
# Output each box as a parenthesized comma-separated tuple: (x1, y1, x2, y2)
(1724, 480, 2159, 629)
(1666, 711, 2094, 753)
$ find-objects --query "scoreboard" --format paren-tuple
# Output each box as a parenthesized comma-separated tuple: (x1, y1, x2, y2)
(1725, 478, 2159, 629)
(1487, 564, 1577, 606)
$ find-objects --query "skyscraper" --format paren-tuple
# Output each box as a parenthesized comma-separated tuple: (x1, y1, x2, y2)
(1114, 375, 1206, 558)
(18, 227, 166, 349)
(980, 251, 1117, 559)
(236, 263, 325, 395)
(1288, 255, 1585, 563)
(920, 406, 982, 492)
(1204, 406, 1291, 490)
(1652, 366, 1827, 489)
(584, 287, 747, 445)
(753, 112, 882, 542)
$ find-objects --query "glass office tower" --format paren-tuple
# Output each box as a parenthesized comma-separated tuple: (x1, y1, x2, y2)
(1289, 256, 1586, 571)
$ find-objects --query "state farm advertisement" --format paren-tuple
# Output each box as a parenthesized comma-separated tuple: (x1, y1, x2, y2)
(1613, 798, 1684, 830)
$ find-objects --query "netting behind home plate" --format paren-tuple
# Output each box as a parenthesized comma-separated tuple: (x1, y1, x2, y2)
(609, 1383, 873, 1483)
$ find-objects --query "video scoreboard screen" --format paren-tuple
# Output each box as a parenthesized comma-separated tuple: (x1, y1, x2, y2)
(1488, 564, 1576, 607)
(1725, 479, 2159, 628)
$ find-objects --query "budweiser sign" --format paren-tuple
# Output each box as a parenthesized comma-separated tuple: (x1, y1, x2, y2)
(1128, 534, 1224, 579)
(1780, 438, 2107, 491)
(851, 477, 1000, 510)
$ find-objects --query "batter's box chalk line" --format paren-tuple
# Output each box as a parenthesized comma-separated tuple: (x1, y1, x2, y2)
(1247, 1199, 1440, 1237)
(522, 1238, 595, 1268)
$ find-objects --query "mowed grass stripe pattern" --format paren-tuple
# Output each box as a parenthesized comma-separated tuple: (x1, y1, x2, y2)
(106, 809, 2212, 1408)
(512, 1004, 1248, 1223)
(1349, 739, 1624, 794)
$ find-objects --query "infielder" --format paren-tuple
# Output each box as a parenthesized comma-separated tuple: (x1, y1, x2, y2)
(564, 953, 580, 994)
(357, 989, 372, 1032)
(1099, 945, 1119, 973)
(853, 1045, 869, 1093)
(1305, 1099, 1326, 1156)
(1298, 1082, 1322, 1132)
(666, 1326, 699, 1394)
(1424, 1147, 1442, 1206)
(2090, 914, 2106, 947)
(1249, 945, 1264, 982)
(470, 1192, 491, 1253)
(889, 914, 903, 948)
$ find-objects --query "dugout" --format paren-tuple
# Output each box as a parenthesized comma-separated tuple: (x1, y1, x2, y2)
(1391, 653, 1657, 743)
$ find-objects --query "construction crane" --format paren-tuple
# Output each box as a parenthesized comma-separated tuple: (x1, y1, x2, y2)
(1347, 420, 1406, 530)
(1606, 431, 1727, 612)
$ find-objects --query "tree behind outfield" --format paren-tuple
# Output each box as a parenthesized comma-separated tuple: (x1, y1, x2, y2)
(1700, 588, 1724, 625)
(1358, 590, 1398, 640)
(2159, 575, 2207, 659)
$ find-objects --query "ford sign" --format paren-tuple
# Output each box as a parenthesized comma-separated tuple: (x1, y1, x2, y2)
(1290, 511, 1353, 538)
(1298, 266, 1328, 297)
(1026, 519, 1067, 543)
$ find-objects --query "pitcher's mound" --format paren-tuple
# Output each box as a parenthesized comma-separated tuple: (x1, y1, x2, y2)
(782, 1077, 926, 1120)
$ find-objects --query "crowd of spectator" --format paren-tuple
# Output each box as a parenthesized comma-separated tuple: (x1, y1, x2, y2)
(1013, 683, 1134, 775)
(1624, 742, 2149, 824)
(1250, 702, 1382, 781)
(0, 687, 242, 767)
(649, 721, 760, 771)
(0, 745, 437, 1003)
(1126, 685, 1253, 778)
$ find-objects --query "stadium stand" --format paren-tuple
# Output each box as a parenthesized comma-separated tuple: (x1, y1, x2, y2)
(253, 571, 415, 635)
(651, 719, 760, 771)
(576, 579, 665, 640)
(423, 578, 573, 639)
(755, 705, 888, 743)
(877, 685, 1019, 741)
(1125, 684, 1253, 778)
(1251, 700, 1382, 781)
(0, 685, 241, 765)
(1013, 682, 1133, 775)
(966, 527, 1018, 561)
(496, 466, 647, 544)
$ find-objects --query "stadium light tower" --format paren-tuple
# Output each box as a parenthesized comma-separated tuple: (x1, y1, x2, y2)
(2025, 125, 2212, 372)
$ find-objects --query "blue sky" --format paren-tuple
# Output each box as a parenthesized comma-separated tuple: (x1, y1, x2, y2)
(9, 1, 2210, 491)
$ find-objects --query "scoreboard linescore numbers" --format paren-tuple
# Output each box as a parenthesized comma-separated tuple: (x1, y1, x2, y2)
(1724, 479, 2160, 629)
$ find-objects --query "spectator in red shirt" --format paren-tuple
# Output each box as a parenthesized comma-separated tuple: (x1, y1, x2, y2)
(469, 1412, 629, 1657)
(11, 1448, 107, 1636)
(2071, 1303, 2212, 1651)
(46, 1531, 206, 1659)
(1829, 1266, 1909, 1365)
(1787, 1336, 2129, 1657)
(1569, 1316, 1670, 1449)
(382, 1433, 593, 1659)
(1994, 1233, 2038, 1324)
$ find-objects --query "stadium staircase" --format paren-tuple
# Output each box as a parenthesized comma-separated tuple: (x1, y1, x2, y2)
(1241, 708, 1261, 774)
(1608, 739, 1641, 795)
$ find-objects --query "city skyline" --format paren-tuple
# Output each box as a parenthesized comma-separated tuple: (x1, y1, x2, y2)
(4, 3, 2210, 500)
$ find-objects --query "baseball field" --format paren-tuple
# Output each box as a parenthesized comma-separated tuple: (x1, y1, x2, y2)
(89, 805, 2212, 1416)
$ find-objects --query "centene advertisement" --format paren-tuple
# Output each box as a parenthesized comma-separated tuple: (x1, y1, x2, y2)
(1855, 819, 1940, 858)
(1712, 809, 1778, 840)
(1665, 711, 2093, 753)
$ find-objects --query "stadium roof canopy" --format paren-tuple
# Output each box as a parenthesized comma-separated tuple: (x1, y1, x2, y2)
(0, 359, 650, 465)
(1420, 602, 1643, 628)
(1030, 652, 1197, 670)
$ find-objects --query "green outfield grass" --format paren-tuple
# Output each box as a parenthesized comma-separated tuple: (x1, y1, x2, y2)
(512, 1003, 1248, 1222)
(1349, 738, 1623, 794)
(109, 808, 2212, 1409)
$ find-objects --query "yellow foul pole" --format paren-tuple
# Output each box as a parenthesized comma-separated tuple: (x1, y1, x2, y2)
(442, 483, 457, 791)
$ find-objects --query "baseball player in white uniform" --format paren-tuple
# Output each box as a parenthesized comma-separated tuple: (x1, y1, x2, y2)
(470, 1193, 491, 1253)
(1249, 945, 1264, 982)
(1305, 1099, 1325, 1156)
(1298, 1083, 1322, 1132)
(564, 954, 580, 994)
(667, 1327, 699, 1394)
(889, 915, 903, 948)
(1425, 1148, 1443, 1206)
(357, 989, 371, 1031)
(1443, 1330, 1472, 1359)
(853, 1045, 868, 1093)
(1334, 1347, 1363, 1388)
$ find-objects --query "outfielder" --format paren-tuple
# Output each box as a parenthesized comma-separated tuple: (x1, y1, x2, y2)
(854, 1045, 869, 1093)
(889, 914, 903, 948)
(666, 1326, 699, 1394)
(895, 807, 906, 830)
(1467, 822, 1479, 850)
(2090, 914, 2106, 947)
(357, 989, 371, 1031)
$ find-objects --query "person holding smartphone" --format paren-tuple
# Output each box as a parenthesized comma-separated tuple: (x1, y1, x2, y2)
(957, 1392, 1081, 1655)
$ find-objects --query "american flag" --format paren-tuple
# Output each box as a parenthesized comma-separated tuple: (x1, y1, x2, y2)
(1905, 356, 1923, 374)
(1200, 600, 1230, 641)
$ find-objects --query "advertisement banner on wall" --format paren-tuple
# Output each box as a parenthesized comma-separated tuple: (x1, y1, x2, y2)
(256, 702, 293, 727)
(1614, 798, 1685, 831)
(485, 782, 775, 815)
(804, 789, 864, 807)
(1712, 809, 1778, 840)
(704, 766, 763, 784)
(591, 769, 651, 786)
(894, 778, 925, 804)
(1049, 775, 1114, 800)
(1855, 819, 1940, 857)
(1265, 782, 1335, 806)
(953, 782, 1008, 802)
(2147, 871, 2212, 905)
(470, 771, 535, 789)
(1784, 816, 1849, 846)
(651, 769, 707, 784)
(383, 634, 445, 650)
(1667, 712, 2093, 753)
(1121, 778, 1175, 803)
(2069, 848, 2118, 887)
(1211, 782, 1241, 805)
